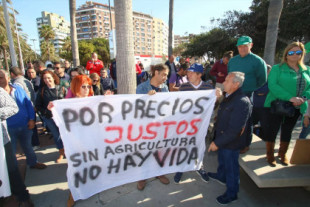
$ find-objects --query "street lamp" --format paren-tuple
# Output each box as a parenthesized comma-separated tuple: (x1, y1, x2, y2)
(30, 39, 37, 59)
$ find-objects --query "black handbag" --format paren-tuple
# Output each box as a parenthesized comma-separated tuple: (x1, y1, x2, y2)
(270, 100, 295, 118)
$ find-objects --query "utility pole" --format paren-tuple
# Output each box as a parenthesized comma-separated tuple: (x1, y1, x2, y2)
(108, 0, 113, 31)
(12, 5, 25, 73)
(30, 39, 38, 59)
(168, 0, 174, 57)
(2, 0, 18, 67)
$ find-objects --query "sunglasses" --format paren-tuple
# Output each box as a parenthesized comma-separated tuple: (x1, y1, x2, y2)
(287, 50, 302, 56)
(92, 79, 99, 82)
(81, 85, 91, 89)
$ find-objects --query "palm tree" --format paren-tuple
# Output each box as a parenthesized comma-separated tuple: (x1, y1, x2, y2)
(114, 0, 136, 94)
(168, 0, 174, 56)
(263, 0, 283, 65)
(2, 0, 17, 67)
(39, 24, 55, 61)
(69, 0, 80, 67)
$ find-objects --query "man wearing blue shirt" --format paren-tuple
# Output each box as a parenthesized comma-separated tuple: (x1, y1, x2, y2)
(0, 69, 46, 170)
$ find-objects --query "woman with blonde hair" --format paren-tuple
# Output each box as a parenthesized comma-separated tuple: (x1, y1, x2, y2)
(89, 72, 104, 95)
(263, 42, 310, 167)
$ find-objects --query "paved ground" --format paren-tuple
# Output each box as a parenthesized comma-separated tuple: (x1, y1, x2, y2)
(2, 121, 310, 207)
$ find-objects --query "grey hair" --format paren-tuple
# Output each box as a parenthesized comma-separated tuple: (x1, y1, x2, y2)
(0, 69, 10, 79)
(229, 72, 245, 88)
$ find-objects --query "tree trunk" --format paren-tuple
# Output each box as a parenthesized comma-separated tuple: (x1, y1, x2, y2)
(263, 0, 283, 65)
(114, 0, 136, 94)
(70, 0, 80, 67)
(48, 46, 50, 61)
(3, 47, 9, 71)
(2, 0, 18, 67)
(168, 0, 174, 56)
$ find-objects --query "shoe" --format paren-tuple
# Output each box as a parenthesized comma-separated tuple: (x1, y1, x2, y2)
(19, 199, 34, 207)
(196, 169, 209, 183)
(216, 194, 238, 205)
(240, 146, 249, 154)
(137, 180, 147, 191)
(33, 146, 40, 151)
(207, 172, 226, 185)
(174, 172, 183, 184)
(67, 192, 75, 207)
(30, 162, 47, 169)
(156, 175, 170, 185)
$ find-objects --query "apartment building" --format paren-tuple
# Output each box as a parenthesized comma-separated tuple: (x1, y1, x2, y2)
(75, 1, 115, 40)
(36, 11, 70, 52)
(75, 1, 168, 56)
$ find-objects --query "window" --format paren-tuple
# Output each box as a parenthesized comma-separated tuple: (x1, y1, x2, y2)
(83, 28, 90, 32)
(81, 16, 89, 21)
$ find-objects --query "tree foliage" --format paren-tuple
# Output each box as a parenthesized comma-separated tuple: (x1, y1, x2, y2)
(61, 38, 110, 66)
(0, 4, 36, 69)
(183, 0, 309, 62)
(182, 28, 236, 59)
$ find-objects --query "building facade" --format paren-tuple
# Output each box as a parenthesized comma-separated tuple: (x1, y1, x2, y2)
(75, 1, 168, 56)
(36, 11, 70, 52)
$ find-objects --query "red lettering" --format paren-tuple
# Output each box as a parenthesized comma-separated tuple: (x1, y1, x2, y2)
(128, 124, 143, 141)
(187, 119, 202, 135)
(143, 122, 161, 139)
(104, 126, 123, 143)
(176, 120, 188, 134)
(163, 121, 177, 138)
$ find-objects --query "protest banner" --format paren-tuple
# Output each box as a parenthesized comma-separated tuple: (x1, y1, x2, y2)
(0, 123, 11, 198)
(52, 90, 216, 201)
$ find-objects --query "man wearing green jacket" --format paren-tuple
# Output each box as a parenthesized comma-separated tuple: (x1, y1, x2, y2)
(228, 36, 267, 152)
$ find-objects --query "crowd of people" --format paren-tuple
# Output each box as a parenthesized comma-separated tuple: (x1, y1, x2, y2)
(1, 38, 310, 206)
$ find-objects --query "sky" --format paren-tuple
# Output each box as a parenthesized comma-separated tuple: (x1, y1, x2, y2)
(11, 0, 252, 53)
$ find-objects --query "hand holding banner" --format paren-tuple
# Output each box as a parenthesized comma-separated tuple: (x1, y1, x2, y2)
(52, 90, 216, 201)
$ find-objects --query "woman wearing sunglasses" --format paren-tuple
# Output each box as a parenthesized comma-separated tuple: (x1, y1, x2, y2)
(263, 42, 310, 167)
(47, 74, 94, 207)
(90, 73, 104, 95)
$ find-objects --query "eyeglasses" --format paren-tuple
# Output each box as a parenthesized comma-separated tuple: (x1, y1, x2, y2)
(287, 50, 302, 56)
(81, 85, 91, 89)
(92, 79, 99, 82)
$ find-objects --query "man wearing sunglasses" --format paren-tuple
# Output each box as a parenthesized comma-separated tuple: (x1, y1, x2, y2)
(54, 61, 70, 89)
(228, 36, 267, 153)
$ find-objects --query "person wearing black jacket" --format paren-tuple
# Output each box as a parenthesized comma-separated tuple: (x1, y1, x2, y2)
(165, 55, 177, 85)
(208, 72, 252, 205)
(35, 70, 66, 163)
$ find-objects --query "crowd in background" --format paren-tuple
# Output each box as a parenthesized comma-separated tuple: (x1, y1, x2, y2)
(1, 37, 310, 206)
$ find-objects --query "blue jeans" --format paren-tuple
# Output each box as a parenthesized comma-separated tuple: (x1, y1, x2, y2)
(299, 117, 310, 139)
(32, 115, 40, 146)
(42, 116, 63, 149)
(5, 142, 30, 201)
(217, 149, 240, 198)
(8, 125, 38, 167)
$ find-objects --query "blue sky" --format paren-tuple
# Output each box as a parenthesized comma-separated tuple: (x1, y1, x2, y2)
(11, 0, 252, 52)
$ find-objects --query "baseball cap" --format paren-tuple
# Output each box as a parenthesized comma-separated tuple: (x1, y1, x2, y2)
(236, 36, 252, 46)
(305, 42, 310, 54)
(187, 63, 203, 73)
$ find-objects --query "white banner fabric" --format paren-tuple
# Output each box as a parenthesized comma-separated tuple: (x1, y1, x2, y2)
(52, 90, 216, 201)
(0, 122, 11, 198)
